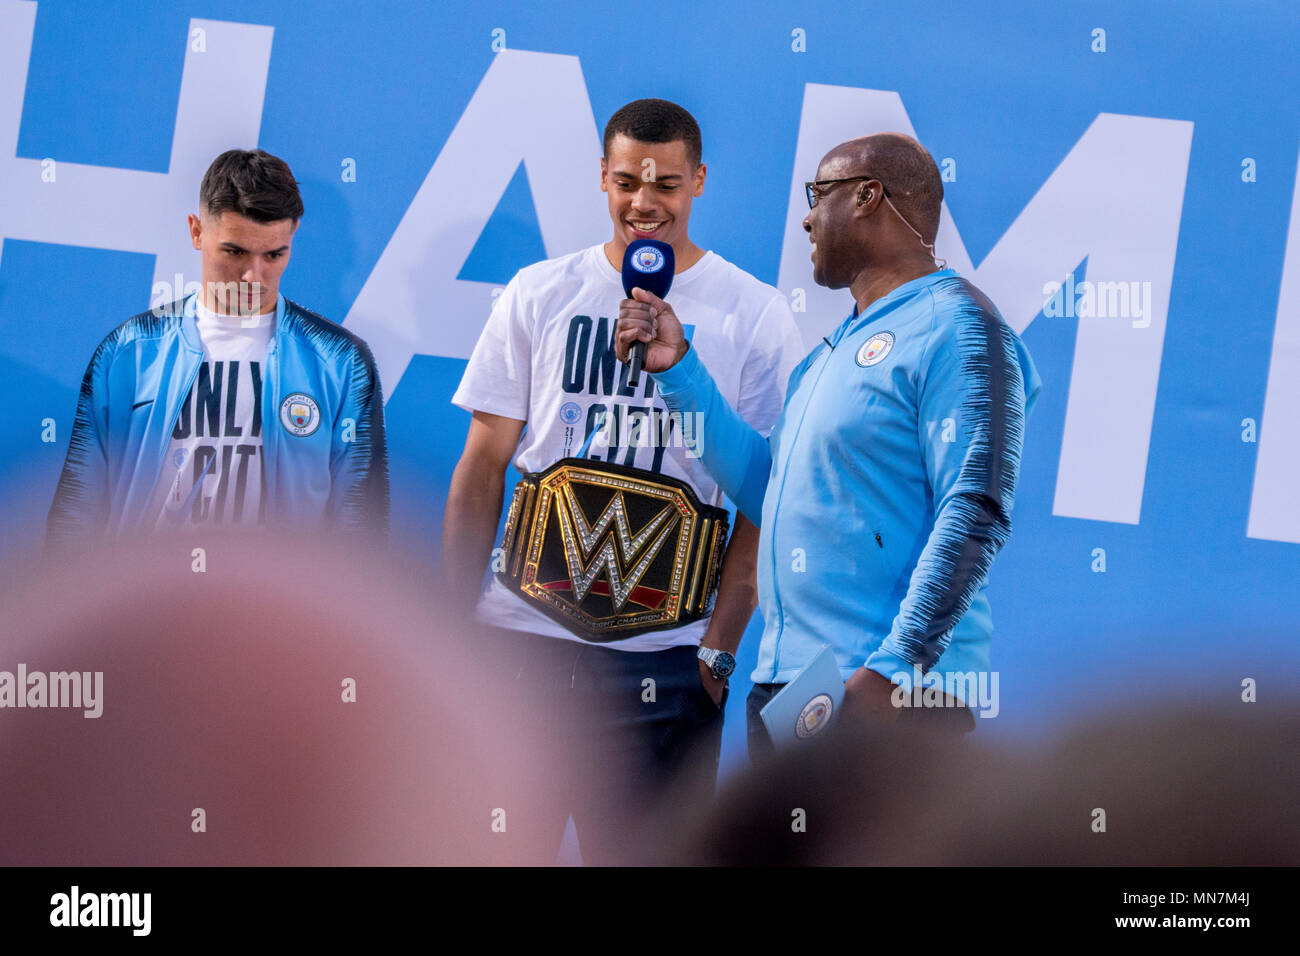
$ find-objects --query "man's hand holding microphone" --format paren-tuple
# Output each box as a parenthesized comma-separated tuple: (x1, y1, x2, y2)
(615, 287, 689, 373)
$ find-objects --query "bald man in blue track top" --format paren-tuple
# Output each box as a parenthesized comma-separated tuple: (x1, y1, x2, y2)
(615, 133, 1041, 757)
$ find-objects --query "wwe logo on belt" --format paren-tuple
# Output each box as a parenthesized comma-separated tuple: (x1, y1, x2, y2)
(556, 485, 679, 611)
(499, 459, 728, 639)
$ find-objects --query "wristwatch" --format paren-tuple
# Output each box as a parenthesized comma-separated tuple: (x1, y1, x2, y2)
(697, 646, 736, 680)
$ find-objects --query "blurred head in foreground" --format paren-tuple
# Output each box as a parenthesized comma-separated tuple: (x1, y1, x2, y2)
(675, 701, 1300, 866)
(0, 532, 566, 865)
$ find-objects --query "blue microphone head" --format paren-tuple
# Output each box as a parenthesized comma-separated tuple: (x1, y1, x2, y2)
(622, 239, 675, 300)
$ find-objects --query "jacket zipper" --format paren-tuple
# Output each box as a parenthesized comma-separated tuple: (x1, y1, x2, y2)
(767, 340, 838, 681)
(263, 333, 279, 522)
(149, 351, 203, 517)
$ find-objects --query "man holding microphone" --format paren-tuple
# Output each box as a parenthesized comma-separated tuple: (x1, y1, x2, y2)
(616, 132, 1040, 757)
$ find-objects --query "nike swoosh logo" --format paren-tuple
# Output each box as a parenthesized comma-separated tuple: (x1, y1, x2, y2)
(132, 399, 154, 410)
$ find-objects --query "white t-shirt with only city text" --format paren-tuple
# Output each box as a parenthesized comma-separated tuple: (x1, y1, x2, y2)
(155, 298, 274, 529)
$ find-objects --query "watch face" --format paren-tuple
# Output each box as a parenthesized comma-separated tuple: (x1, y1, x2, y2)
(713, 651, 736, 679)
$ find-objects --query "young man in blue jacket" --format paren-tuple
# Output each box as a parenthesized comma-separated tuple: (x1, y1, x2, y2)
(616, 133, 1041, 754)
(47, 149, 389, 546)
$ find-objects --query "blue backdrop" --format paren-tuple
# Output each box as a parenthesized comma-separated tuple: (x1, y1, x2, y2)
(2, 0, 1298, 792)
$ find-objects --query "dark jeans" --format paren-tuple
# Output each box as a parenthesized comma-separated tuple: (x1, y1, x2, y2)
(479, 625, 725, 865)
(746, 680, 976, 764)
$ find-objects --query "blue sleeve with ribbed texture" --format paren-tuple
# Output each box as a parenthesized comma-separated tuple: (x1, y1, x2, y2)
(651, 345, 773, 525)
(865, 284, 1034, 678)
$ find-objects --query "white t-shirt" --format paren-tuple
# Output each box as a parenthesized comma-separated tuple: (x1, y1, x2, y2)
(452, 243, 806, 651)
(155, 299, 274, 529)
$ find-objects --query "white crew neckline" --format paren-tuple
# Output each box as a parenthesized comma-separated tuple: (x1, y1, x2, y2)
(194, 295, 274, 327)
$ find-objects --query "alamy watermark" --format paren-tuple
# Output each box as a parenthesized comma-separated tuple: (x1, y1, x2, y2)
(151, 274, 268, 321)
(889, 665, 999, 718)
(595, 406, 705, 459)
(1041, 275, 1153, 328)
(50, 886, 150, 936)
(0, 664, 103, 718)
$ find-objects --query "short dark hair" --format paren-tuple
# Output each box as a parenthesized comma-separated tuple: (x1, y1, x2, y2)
(603, 99, 702, 168)
(199, 149, 304, 223)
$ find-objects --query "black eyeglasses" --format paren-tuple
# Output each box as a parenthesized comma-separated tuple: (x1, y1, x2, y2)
(805, 176, 890, 209)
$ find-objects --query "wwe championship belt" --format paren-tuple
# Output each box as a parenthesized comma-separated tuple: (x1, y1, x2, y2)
(497, 458, 730, 641)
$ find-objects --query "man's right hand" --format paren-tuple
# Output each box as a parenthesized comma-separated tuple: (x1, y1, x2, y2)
(615, 287, 689, 373)
(441, 410, 525, 620)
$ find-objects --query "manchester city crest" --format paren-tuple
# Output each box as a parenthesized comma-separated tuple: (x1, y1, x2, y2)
(631, 246, 665, 274)
(795, 693, 834, 738)
(856, 330, 895, 367)
(279, 392, 321, 437)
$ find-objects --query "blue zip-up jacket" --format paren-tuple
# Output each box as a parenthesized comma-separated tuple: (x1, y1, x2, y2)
(47, 293, 389, 545)
(653, 269, 1039, 686)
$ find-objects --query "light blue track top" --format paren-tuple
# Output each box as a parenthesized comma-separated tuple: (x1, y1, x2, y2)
(653, 269, 1040, 688)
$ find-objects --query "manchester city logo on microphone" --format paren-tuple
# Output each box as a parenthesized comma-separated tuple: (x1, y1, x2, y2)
(280, 392, 321, 436)
(631, 246, 666, 274)
(795, 693, 834, 738)
(855, 330, 895, 367)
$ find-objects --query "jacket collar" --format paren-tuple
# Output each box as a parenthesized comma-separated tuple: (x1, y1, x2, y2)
(180, 291, 287, 352)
